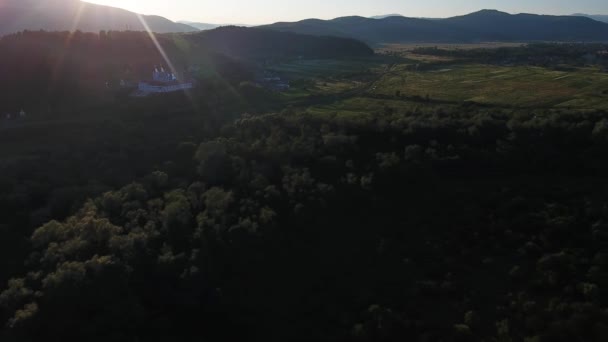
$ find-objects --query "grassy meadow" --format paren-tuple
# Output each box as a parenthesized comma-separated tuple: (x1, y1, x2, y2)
(269, 49, 608, 112)
(370, 64, 608, 109)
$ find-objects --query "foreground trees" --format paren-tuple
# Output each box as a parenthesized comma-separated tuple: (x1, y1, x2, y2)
(2, 104, 608, 341)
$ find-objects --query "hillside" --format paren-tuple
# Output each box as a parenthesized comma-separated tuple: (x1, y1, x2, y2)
(0, 0, 197, 36)
(370, 14, 404, 19)
(178, 21, 220, 31)
(444, 10, 608, 41)
(0, 30, 250, 110)
(189, 26, 374, 61)
(179, 21, 253, 30)
(262, 9, 608, 44)
(0, 27, 373, 110)
(573, 13, 608, 23)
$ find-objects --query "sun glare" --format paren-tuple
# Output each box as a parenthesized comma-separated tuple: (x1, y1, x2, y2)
(82, 0, 148, 14)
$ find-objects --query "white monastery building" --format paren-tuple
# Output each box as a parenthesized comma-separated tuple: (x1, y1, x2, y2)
(137, 66, 194, 95)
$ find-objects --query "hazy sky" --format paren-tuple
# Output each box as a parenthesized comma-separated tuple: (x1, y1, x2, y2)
(84, 0, 608, 25)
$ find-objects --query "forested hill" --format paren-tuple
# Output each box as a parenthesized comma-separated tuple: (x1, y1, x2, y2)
(4, 98, 608, 341)
(261, 9, 608, 44)
(0, 30, 248, 110)
(0, 0, 197, 36)
(0, 28, 372, 110)
(574, 14, 608, 23)
(189, 26, 374, 61)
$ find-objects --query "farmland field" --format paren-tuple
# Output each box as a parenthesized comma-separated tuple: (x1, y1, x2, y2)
(267, 58, 388, 79)
(269, 51, 608, 111)
(378, 42, 526, 52)
(370, 64, 608, 109)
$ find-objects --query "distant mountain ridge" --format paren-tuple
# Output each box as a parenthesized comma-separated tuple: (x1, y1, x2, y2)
(573, 13, 608, 23)
(0, 0, 197, 36)
(262, 9, 608, 44)
(178, 21, 253, 31)
(370, 14, 403, 19)
(178, 21, 220, 31)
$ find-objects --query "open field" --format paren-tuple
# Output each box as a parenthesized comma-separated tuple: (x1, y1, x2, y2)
(267, 58, 387, 79)
(268, 54, 608, 111)
(376, 42, 526, 62)
(377, 42, 526, 53)
(370, 64, 608, 109)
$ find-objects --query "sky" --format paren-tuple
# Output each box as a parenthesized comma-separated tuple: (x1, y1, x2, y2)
(84, 0, 608, 25)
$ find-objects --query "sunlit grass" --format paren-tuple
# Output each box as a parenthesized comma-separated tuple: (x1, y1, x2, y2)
(372, 64, 608, 109)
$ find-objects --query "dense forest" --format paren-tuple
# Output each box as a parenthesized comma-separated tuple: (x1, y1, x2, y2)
(3, 103, 608, 342)
(2, 32, 608, 342)
(192, 26, 374, 61)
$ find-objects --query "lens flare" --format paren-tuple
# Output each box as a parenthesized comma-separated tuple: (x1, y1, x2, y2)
(48, 1, 86, 95)
(135, 13, 179, 80)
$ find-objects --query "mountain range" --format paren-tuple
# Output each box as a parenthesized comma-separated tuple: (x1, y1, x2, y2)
(370, 14, 404, 19)
(178, 21, 253, 31)
(0, 0, 197, 36)
(262, 10, 608, 44)
(573, 13, 608, 23)
(178, 21, 221, 31)
(2, 3, 608, 45)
